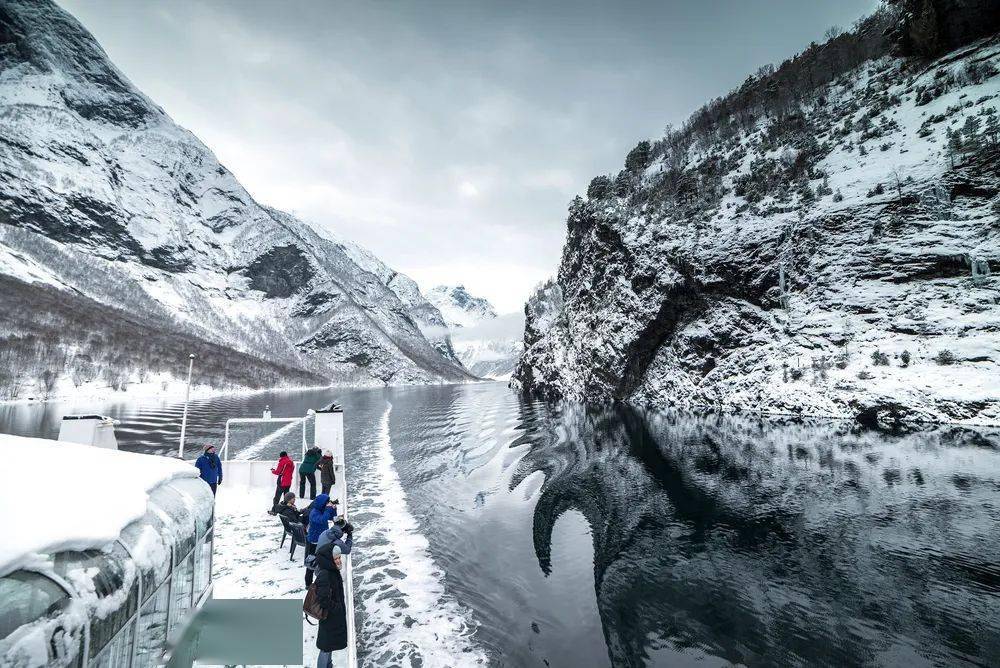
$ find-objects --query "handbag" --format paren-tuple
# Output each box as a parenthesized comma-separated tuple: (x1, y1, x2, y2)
(303, 583, 328, 623)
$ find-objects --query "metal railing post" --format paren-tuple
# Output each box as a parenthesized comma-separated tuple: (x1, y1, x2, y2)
(178, 354, 195, 459)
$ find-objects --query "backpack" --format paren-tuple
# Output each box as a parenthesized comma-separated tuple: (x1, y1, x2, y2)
(303, 582, 327, 624)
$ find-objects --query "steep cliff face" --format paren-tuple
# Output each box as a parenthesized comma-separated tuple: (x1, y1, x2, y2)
(514, 31, 1000, 426)
(889, 0, 1000, 57)
(0, 0, 473, 395)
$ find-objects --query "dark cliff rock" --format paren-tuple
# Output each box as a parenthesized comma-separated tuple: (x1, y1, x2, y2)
(514, 28, 1000, 426)
(889, 0, 1000, 57)
(245, 245, 315, 298)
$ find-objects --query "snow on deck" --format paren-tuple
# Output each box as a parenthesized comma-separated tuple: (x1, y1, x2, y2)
(213, 484, 348, 668)
(0, 434, 197, 577)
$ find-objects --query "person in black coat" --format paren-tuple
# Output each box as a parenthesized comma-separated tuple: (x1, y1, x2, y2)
(314, 542, 348, 664)
(276, 492, 309, 529)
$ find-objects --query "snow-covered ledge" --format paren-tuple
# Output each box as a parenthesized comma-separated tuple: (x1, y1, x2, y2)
(0, 434, 198, 577)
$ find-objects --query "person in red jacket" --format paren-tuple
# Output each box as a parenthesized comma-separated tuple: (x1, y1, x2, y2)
(269, 450, 295, 514)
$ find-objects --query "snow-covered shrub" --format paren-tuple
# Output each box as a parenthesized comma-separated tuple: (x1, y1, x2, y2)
(871, 350, 890, 366)
(899, 350, 911, 367)
(816, 176, 833, 198)
(934, 349, 957, 365)
(857, 369, 875, 380)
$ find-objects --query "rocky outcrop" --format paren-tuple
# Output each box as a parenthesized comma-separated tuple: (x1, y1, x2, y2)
(889, 0, 1000, 57)
(514, 32, 1000, 426)
(245, 246, 315, 299)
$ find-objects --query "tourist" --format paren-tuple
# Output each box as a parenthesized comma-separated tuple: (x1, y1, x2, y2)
(305, 493, 338, 587)
(269, 450, 294, 514)
(318, 449, 335, 495)
(277, 491, 309, 529)
(317, 516, 353, 554)
(194, 445, 222, 495)
(262, 404, 272, 420)
(315, 543, 348, 664)
(298, 446, 322, 500)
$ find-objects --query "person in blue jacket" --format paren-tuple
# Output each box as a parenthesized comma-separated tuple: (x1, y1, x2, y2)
(195, 445, 222, 495)
(305, 493, 337, 587)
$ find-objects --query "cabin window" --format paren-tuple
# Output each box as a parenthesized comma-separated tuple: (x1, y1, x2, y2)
(51, 547, 139, 660)
(0, 570, 71, 640)
(168, 551, 195, 635)
(193, 528, 213, 601)
(134, 579, 170, 668)
(120, 519, 172, 599)
(91, 618, 135, 668)
(149, 485, 197, 557)
(0, 570, 81, 667)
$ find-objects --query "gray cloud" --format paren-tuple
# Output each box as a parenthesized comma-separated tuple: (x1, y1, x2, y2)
(450, 312, 527, 343)
(58, 0, 878, 311)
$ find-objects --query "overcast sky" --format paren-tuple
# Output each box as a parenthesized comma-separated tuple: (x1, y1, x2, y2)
(60, 0, 877, 313)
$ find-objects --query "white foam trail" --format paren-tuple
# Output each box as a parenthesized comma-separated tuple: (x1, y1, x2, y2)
(234, 418, 305, 460)
(355, 403, 487, 667)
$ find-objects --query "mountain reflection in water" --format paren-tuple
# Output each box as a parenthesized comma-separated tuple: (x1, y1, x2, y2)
(2, 384, 997, 666)
(507, 402, 1000, 667)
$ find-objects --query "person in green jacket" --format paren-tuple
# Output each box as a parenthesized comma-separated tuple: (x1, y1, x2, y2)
(298, 446, 322, 499)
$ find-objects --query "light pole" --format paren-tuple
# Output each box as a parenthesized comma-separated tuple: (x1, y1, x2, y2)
(178, 354, 195, 459)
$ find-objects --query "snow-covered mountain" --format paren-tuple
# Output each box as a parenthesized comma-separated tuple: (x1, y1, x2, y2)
(426, 285, 497, 328)
(514, 6, 1000, 426)
(427, 285, 522, 380)
(0, 0, 474, 398)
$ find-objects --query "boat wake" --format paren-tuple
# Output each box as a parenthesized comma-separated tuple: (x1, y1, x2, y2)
(353, 403, 487, 666)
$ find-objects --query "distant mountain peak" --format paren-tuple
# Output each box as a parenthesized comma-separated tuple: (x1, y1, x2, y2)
(427, 284, 497, 328)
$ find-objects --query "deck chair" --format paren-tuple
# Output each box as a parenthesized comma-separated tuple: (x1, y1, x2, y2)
(285, 519, 308, 561)
(278, 515, 292, 547)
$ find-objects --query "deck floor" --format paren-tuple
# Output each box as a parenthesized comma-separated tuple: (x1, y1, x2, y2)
(213, 484, 350, 668)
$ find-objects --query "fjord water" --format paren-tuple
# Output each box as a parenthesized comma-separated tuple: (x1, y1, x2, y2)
(2, 383, 999, 666)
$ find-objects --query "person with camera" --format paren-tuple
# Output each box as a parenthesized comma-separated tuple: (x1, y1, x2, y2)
(268, 450, 294, 514)
(298, 446, 322, 500)
(304, 493, 338, 587)
(317, 516, 353, 554)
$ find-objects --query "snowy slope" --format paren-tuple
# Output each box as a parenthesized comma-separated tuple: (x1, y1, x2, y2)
(515, 31, 1000, 426)
(0, 0, 474, 397)
(427, 285, 497, 328)
(427, 285, 523, 380)
(310, 225, 464, 366)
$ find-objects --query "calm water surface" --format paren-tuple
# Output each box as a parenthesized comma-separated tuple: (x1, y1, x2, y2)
(2, 383, 999, 667)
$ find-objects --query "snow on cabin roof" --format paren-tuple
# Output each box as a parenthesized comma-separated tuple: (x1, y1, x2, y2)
(0, 433, 198, 577)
